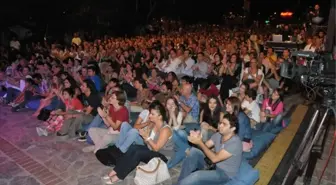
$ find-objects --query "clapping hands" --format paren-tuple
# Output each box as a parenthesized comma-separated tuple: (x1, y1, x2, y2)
(188, 130, 203, 145)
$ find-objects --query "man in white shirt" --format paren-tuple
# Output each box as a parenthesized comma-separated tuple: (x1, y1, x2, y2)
(192, 52, 208, 91)
(162, 49, 181, 73)
(176, 49, 195, 77)
(242, 89, 260, 128)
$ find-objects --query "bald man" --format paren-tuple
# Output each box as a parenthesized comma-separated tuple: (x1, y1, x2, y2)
(175, 84, 200, 123)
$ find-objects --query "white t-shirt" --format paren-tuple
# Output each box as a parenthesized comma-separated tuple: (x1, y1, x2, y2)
(242, 100, 260, 123)
(138, 109, 150, 123)
(244, 68, 263, 79)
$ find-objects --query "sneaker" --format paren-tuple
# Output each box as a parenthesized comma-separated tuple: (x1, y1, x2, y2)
(36, 127, 48, 136)
(56, 132, 69, 140)
(77, 131, 87, 142)
(82, 145, 95, 153)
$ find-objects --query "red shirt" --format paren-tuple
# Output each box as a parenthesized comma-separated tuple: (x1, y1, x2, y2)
(199, 84, 219, 97)
(109, 105, 129, 131)
(64, 98, 84, 111)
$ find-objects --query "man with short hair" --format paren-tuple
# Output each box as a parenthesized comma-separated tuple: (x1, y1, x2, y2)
(57, 79, 101, 138)
(177, 114, 242, 185)
(176, 84, 199, 123)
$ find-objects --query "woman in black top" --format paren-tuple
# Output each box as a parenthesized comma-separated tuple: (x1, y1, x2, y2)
(200, 96, 224, 142)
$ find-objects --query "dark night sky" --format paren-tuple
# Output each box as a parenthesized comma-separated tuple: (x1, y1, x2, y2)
(0, 0, 331, 28)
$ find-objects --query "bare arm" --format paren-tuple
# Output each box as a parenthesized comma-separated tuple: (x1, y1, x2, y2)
(102, 116, 122, 130)
(145, 127, 172, 152)
(198, 140, 233, 163)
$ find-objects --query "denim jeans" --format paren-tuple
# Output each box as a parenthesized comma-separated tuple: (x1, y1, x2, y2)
(83, 114, 107, 144)
(5, 87, 20, 103)
(115, 122, 144, 153)
(177, 147, 230, 185)
(257, 114, 284, 132)
(167, 129, 190, 169)
(184, 123, 201, 135)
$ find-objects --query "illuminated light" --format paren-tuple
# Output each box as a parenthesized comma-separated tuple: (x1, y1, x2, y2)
(280, 11, 293, 18)
(274, 12, 277, 14)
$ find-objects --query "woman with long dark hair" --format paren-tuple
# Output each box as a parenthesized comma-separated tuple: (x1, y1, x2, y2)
(259, 88, 285, 132)
(225, 96, 253, 152)
(103, 102, 173, 184)
(200, 96, 224, 142)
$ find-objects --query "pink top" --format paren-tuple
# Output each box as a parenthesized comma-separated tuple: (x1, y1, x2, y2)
(262, 98, 285, 126)
(262, 98, 284, 115)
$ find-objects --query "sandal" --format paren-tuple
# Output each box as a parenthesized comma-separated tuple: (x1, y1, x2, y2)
(105, 178, 122, 185)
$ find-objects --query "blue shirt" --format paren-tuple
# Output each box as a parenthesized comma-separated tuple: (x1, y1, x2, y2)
(180, 94, 199, 122)
(88, 75, 102, 92)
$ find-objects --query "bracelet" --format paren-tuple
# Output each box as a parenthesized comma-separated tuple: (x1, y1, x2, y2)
(146, 137, 151, 141)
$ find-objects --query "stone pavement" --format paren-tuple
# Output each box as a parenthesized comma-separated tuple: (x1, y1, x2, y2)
(0, 106, 180, 185)
(0, 93, 334, 185)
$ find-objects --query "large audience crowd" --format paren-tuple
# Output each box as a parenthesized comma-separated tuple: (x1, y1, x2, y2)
(0, 24, 327, 184)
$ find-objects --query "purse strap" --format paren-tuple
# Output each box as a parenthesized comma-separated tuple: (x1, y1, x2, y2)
(137, 158, 161, 174)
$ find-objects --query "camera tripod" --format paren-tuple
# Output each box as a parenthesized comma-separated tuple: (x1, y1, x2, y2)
(282, 98, 335, 185)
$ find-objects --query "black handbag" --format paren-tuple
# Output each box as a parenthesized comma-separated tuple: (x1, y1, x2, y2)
(37, 109, 51, 121)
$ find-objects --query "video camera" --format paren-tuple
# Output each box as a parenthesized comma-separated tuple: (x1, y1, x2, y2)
(280, 51, 335, 102)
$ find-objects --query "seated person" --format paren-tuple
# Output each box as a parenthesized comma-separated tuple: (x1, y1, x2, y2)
(176, 83, 199, 124)
(103, 102, 173, 184)
(147, 81, 173, 104)
(32, 74, 61, 117)
(263, 58, 283, 90)
(11, 77, 41, 112)
(242, 89, 260, 129)
(177, 114, 242, 185)
(166, 97, 185, 130)
(83, 91, 129, 153)
(242, 58, 263, 90)
(200, 96, 224, 142)
(259, 88, 284, 131)
(225, 96, 253, 152)
(113, 101, 161, 154)
(130, 78, 150, 112)
(231, 82, 249, 102)
(57, 79, 101, 138)
(36, 88, 83, 136)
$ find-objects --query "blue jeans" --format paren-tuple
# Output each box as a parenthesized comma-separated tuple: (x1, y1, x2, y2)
(84, 115, 106, 144)
(177, 147, 230, 185)
(5, 87, 20, 103)
(115, 122, 144, 153)
(184, 123, 201, 135)
(167, 129, 190, 169)
(258, 114, 284, 132)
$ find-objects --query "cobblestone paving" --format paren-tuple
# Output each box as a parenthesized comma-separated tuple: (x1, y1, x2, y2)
(0, 94, 334, 185)
(0, 106, 179, 185)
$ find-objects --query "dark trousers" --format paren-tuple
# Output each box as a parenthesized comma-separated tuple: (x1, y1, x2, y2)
(193, 78, 207, 92)
(114, 145, 168, 180)
(219, 75, 236, 102)
(5, 87, 20, 103)
(96, 145, 123, 166)
(18, 91, 41, 108)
